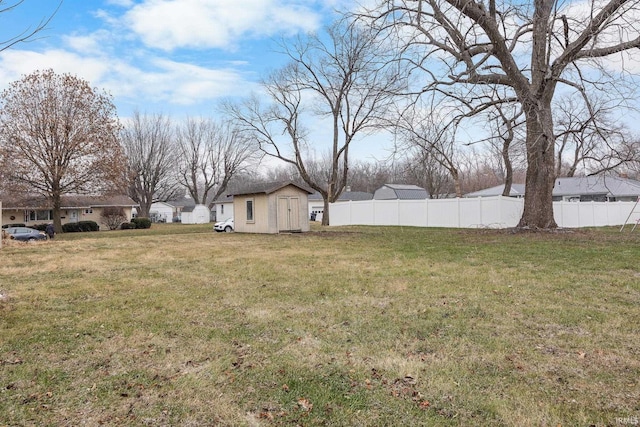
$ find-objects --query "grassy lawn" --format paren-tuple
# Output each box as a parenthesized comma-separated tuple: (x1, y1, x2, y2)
(1, 224, 639, 426)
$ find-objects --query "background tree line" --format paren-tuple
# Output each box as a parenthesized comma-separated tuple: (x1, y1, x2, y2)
(2, 1, 640, 230)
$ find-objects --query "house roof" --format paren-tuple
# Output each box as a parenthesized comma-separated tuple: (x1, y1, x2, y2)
(165, 196, 196, 208)
(181, 204, 209, 213)
(464, 176, 640, 198)
(2, 194, 138, 210)
(374, 184, 429, 200)
(308, 191, 373, 202)
(231, 181, 313, 196)
(553, 176, 640, 197)
(464, 184, 526, 198)
(212, 195, 234, 204)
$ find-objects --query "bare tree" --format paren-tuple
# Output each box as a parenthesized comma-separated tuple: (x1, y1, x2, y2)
(361, 0, 640, 229)
(554, 94, 637, 177)
(0, 69, 126, 232)
(1, 0, 62, 52)
(121, 111, 180, 218)
(482, 105, 526, 196)
(394, 104, 465, 196)
(175, 118, 258, 209)
(347, 160, 392, 193)
(228, 21, 402, 225)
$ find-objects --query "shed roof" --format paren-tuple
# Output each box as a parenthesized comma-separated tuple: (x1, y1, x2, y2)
(374, 184, 429, 200)
(231, 181, 313, 196)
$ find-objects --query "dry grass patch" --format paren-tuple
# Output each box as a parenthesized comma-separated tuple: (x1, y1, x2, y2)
(1, 224, 639, 426)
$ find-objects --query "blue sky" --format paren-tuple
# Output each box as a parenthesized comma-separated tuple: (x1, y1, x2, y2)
(0, 0, 350, 118)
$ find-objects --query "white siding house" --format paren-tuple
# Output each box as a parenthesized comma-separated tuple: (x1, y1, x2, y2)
(149, 202, 175, 223)
(213, 196, 234, 222)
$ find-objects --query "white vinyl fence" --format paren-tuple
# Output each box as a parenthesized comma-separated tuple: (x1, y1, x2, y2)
(329, 196, 640, 229)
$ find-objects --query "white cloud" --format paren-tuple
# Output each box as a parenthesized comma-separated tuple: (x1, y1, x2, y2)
(62, 30, 115, 55)
(0, 48, 258, 117)
(0, 49, 113, 86)
(122, 0, 322, 51)
(105, 0, 135, 6)
(137, 58, 258, 105)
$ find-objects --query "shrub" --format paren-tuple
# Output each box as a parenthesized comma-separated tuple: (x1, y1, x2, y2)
(101, 207, 127, 230)
(79, 221, 100, 232)
(132, 217, 152, 229)
(120, 222, 136, 230)
(62, 220, 99, 233)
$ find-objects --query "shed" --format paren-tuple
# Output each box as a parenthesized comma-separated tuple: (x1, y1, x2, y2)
(231, 182, 312, 234)
(373, 184, 429, 200)
(180, 204, 210, 224)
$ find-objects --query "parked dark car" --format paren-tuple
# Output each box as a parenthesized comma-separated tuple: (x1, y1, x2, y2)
(3, 226, 48, 242)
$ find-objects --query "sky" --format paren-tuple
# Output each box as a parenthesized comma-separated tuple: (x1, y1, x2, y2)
(0, 0, 397, 165)
(2, 0, 640, 171)
(0, 0, 349, 118)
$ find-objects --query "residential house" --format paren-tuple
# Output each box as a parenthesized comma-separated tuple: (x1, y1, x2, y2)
(553, 176, 640, 202)
(212, 195, 234, 223)
(1, 195, 138, 230)
(464, 176, 640, 201)
(149, 201, 175, 223)
(148, 196, 198, 223)
(464, 184, 526, 198)
(231, 181, 312, 234)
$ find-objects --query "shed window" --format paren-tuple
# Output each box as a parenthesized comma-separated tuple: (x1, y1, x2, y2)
(246, 199, 254, 222)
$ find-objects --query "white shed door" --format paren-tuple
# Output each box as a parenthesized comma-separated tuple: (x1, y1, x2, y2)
(278, 197, 300, 231)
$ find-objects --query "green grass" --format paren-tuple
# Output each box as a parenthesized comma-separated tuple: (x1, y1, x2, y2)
(1, 224, 639, 426)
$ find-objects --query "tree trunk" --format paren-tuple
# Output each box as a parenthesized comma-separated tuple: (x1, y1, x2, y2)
(52, 193, 63, 234)
(138, 197, 152, 218)
(451, 169, 462, 198)
(502, 141, 513, 197)
(321, 197, 330, 226)
(517, 103, 557, 229)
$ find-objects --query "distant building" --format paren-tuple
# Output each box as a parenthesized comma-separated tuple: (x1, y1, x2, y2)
(212, 195, 234, 222)
(464, 184, 526, 198)
(464, 176, 640, 202)
(308, 191, 373, 222)
(373, 184, 429, 200)
(1, 195, 138, 230)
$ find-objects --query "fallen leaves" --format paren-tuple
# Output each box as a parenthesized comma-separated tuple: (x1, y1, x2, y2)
(297, 397, 313, 412)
